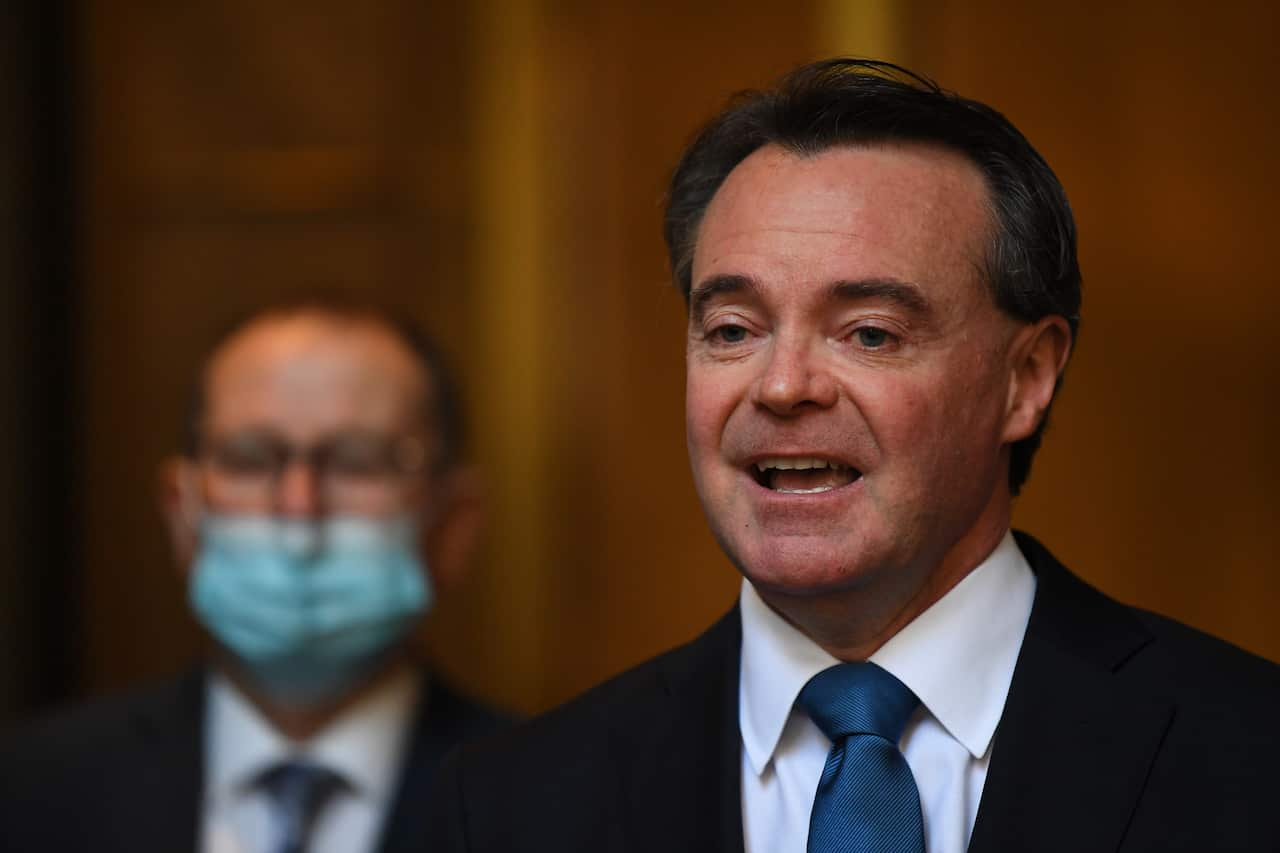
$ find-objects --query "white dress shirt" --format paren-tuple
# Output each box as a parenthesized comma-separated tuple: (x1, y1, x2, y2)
(201, 667, 422, 853)
(739, 531, 1036, 853)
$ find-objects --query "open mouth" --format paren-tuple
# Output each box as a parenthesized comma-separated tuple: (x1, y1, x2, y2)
(751, 457, 862, 494)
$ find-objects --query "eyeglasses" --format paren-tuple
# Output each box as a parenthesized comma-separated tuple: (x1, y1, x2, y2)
(199, 429, 431, 502)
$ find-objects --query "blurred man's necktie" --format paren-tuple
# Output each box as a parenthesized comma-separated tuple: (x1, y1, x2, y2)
(258, 761, 345, 853)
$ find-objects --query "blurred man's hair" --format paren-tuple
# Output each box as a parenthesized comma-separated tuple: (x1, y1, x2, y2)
(183, 294, 466, 473)
(663, 58, 1081, 494)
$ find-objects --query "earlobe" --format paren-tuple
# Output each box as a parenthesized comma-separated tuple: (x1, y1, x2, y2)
(1002, 316, 1072, 443)
(158, 457, 202, 574)
(422, 465, 485, 592)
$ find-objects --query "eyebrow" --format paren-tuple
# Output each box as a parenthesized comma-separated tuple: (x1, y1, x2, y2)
(689, 274, 933, 323)
(829, 278, 933, 317)
(689, 275, 758, 324)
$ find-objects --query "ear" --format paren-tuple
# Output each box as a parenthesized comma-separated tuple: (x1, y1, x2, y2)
(1002, 315, 1073, 444)
(421, 464, 485, 593)
(158, 456, 203, 577)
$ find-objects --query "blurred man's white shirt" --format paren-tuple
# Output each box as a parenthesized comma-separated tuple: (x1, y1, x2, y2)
(201, 667, 420, 853)
(739, 530, 1036, 853)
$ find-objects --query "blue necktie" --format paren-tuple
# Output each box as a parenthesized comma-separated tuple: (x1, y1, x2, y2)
(258, 761, 345, 853)
(797, 662, 925, 853)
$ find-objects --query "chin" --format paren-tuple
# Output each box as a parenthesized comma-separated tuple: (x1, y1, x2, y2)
(729, 535, 890, 599)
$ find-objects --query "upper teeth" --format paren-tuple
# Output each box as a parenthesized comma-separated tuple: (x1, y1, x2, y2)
(756, 457, 846, 472)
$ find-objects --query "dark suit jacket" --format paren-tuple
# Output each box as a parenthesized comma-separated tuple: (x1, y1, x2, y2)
(425, 533, 1280, 852)
(0, 666, 508, 852)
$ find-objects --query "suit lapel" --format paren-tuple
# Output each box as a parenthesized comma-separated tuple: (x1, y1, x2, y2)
(377, 672, 496, 853)
(375, 674, 434, 853)
(968, 534, 1174, 853)
(608, 608, 745, 853)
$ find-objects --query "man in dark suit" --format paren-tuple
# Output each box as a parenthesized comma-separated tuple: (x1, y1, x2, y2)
(0, 299, 508, 851)
(424, 59, 1279, 852)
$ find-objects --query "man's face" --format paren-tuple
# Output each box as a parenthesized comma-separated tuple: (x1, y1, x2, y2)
(194, 314, 434, 521)
(685, 143, 1026, 601)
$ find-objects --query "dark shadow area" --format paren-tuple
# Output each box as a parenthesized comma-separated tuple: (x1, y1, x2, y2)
(0, 0, 82, 723)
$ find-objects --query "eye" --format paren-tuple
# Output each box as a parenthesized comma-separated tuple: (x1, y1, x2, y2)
(324, 435, 401, 481)
(854, 326, 893, 349)
(711, 324, 750, 345)
(207, 434, 286, 478)
(326, 442, 390, 479)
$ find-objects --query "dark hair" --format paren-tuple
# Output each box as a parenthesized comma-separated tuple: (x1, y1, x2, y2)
(183, 295, 467, 473)
(663, 58, 1081, 494)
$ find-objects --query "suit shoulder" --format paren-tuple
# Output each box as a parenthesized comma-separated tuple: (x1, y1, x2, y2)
(1017, 531, 1278, 705)
(1092, 593, 1280, 740)
(459, 644, 679, 763)
(426, 613, 739, 850)
(1127, 605, 1279, 698)
(426, 671, 519, 740)
(450, 608, 738, 773)
(0, 669, 202, 786)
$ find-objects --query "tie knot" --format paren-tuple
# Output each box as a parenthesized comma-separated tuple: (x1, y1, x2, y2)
(258, 760, 346, 830)
(798, 662, 919, 743)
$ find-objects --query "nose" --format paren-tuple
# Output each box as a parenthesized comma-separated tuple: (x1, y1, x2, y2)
(753, 336, 839, 416)
(274, 458, 325, 518)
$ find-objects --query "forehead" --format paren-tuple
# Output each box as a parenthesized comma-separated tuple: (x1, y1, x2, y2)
(203, 314, 428, 439)
(692, 142, 993, 304)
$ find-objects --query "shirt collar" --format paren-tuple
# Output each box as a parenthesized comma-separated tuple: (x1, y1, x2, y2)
(205, 666, 423, 803)
(738, 530, 1036, 775)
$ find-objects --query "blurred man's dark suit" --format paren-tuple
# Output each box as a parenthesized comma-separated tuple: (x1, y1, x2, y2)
(424, 534, 1279, 852)
(0, 666, 506, 852)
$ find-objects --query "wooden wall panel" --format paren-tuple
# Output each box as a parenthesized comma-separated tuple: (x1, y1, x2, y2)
(74, 0, 1276, 723)
(438, 0, 824, 711)
(78, 0, 823, 713)
(79, 0, 475, 694)
(905, 0, 1280, 661)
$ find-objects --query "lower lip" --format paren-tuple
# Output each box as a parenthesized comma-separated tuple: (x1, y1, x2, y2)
(745, 472, 864, 506)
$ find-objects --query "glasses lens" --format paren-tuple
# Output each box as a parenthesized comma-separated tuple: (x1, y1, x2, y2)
(201, 431, 426, 505)
(324, 436, 400, 482)
(206, 433, 284, 480)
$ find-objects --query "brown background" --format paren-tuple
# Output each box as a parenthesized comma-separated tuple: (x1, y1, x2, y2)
(10, 0, 1277, 717)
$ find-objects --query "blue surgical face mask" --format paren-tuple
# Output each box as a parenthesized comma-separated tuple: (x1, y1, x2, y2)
(189, 514, 431, 706)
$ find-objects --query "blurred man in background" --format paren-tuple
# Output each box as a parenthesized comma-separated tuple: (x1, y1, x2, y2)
(1, 299, 507, 852)
(425, 59, 1278, 852)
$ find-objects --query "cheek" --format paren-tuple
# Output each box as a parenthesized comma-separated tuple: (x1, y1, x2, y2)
(854, 373, 934, 438)
(338, 488, 413, 517)
(857, 368, 1003, 473)
(685, 372, 734, 457)
(202, 475, 267, 514)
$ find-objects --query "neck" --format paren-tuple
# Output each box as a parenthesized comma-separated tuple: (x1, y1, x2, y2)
(214, 649, 413, 742)
(756, 501, 1011, 662)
